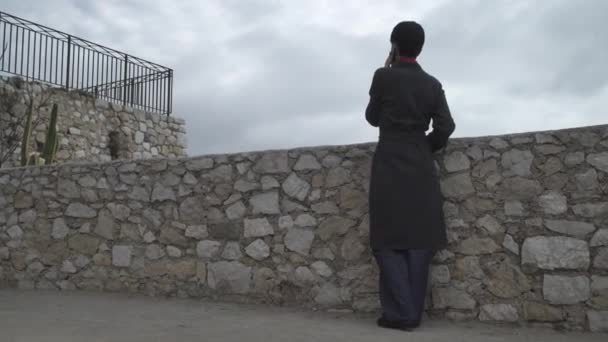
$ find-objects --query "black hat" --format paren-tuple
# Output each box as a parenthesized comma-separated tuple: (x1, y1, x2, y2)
(390, 21, 425, 57)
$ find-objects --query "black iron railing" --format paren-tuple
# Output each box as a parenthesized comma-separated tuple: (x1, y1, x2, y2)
(0, 11, 173, 115)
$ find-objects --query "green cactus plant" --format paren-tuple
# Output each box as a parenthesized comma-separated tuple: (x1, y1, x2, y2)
(20, 102, 60, 167)
(40, 104, 59, 165)
(20, 102, 34, 166)
(27, 153, 45, 166)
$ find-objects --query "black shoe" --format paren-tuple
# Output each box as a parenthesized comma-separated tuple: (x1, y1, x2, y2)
(376, 317, 415, 331)
(403, 320, 420, 329)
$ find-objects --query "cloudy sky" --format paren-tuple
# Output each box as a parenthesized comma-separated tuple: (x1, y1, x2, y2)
(2, 0, 607, 155)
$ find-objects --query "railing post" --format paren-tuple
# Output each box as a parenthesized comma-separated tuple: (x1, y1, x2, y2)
(123, 54, 128, 106)
(130, 78, 134, 105)
(166, 70, 172, 116)
(0, 12, 4, 65)
(65, 35, 71, 90)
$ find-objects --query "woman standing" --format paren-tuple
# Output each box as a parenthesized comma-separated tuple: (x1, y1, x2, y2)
(366, 21, 456, 331)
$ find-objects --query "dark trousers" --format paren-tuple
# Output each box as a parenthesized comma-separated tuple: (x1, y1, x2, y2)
(373, 248, 435, 323)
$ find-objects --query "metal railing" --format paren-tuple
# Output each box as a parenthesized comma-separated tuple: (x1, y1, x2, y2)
(0, 11, 173, 115)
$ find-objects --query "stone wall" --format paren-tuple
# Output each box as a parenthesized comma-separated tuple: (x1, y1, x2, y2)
(0, 77, 187, 168)
(1, 124, 607, 332)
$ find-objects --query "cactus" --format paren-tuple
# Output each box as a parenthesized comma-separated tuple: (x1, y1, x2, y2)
(20, 102, 34, 166)
(20, 102, 61, 167)
(35, 156, 46, 166)
(27, 153, 45, 166)
(40, 104, 58, 165)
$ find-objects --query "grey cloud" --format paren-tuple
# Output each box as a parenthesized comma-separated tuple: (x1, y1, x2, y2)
(2, 0, 607, 156)
(422, 0, 608, 97)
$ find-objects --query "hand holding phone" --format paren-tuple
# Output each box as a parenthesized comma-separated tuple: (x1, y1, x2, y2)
(384, 46, 397, 68)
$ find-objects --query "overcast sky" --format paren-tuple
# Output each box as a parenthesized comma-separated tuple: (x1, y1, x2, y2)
(2, 0, 607, 155)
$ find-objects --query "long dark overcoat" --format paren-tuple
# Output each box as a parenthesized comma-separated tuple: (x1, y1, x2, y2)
(366, 61, 456, 251)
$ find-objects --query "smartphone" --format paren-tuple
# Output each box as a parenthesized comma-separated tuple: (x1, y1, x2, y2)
(389, 46, 397, 64)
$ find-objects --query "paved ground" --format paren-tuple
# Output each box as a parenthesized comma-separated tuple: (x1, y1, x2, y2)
(0, 290, 605, 342)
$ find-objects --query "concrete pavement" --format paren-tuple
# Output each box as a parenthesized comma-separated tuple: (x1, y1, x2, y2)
(0, 289, 605, 342)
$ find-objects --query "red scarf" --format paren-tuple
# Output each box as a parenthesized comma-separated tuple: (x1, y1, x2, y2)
(399, 56, 417, 63)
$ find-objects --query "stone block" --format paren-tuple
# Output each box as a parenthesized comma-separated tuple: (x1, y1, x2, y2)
(479, 304, 518, 322)
(587, 152, 608, 173)
(501, 149, 533, 176)
(522, 237, 589, 270)
(245, 239, 270, 261)
(65, 203, 97, 218)
(524, 302, 563, 322)
(543, 275, 590, 304)
(431, 265, 450, 284)
(456, 237, 501, 255)
(591, 229, 608, 247)
(112, 245, 132, 268)
(317, 216, 355, 241)
(249, 192, 280, 214)
(284, 228, 315, 256)
(252, 152, 289, 174)
(587, 311, 608, 332)
(432, 287, 476, 310)
(282, 173, 310, 201)
(244, 218, 274, 238)
(544, 220, 595, 238)
(538, 191, 568, 215)
(207, 261, 251, 294)
(440, 173, 475, 198)
(444, 151, 471, 172)
(594, 248, 608, 270)
(196, 240, 221, 258)
(221, 242, 243, 260)
(499, 177, 543, 200)
(294, 154, 321, 170)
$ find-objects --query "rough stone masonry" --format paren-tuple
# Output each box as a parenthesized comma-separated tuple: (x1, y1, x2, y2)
(0, 77, 187, 168)
(0, 124, 607, 332)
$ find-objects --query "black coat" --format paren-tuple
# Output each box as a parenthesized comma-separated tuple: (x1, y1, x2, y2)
(366, 61, 456, 251)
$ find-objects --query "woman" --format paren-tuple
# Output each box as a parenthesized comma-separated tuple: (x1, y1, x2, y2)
(366, 21, 456, 331)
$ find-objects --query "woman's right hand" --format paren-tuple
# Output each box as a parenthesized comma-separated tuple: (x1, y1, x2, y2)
(384, 49, 394, 68)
